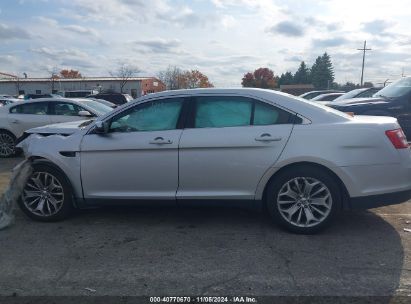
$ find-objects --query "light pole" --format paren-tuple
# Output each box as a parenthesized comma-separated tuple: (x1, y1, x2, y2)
(357, 40, 372, 87)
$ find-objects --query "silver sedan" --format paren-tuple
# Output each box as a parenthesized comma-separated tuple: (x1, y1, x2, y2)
(17, 88, 411, 234)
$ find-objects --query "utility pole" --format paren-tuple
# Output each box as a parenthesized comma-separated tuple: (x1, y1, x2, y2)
(357, 40, 372, 87)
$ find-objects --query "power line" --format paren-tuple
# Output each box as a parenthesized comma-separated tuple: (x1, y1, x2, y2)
(357, 40, 372, 86)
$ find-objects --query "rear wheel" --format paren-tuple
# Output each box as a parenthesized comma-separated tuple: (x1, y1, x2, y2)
(0, 130, 16, 158)
(266, 166, 341, 234)
(18, 163, 74, 222)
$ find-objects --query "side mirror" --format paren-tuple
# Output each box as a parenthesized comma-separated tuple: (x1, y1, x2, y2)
(78, 110, 93, 117)
(94, 121, 109, 134)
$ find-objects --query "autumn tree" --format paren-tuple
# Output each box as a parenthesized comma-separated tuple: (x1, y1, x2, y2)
(109, 64, 140, 93)
(241, 72, 255, 87)
(241, 68, 277, 89)
(158, 66, 214, 90)
(59, 69, 83, 79)
(182, 70, 213, 88)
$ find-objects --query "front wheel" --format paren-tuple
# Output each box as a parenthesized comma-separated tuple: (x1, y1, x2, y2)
(266, 166, 341, 234)
(0, 130, 16, 158)
(18, 164, 74, 222)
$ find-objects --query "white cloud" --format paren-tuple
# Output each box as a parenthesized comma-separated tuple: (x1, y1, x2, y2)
(62, 25, 100, 37)
(2, 0, 411, 86)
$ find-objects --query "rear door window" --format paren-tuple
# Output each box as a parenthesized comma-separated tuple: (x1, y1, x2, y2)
(194, 96, 253, 128)
(192, 96, 294, 128)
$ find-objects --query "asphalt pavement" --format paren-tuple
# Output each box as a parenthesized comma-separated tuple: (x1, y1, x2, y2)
(0, 157, 411, 299)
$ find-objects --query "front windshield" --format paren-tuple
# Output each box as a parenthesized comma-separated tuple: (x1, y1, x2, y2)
(81, 99, 113, 115)
(373, 77, 411, 98)
(334, 89, 364, 101)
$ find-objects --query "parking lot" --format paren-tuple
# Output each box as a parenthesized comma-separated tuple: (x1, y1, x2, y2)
(1, 157, 411, 297)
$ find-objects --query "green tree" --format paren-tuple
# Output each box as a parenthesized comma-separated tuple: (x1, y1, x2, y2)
(293, 61, 311, 84)
(310, 53, 335, 89)
(278, 71, 294, 86)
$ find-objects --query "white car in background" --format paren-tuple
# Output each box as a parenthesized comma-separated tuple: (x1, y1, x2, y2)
(0, 98, 113, 157)
(16, 88, 411, 234)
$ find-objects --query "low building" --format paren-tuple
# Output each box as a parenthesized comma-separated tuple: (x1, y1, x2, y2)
(0, 76, 166, 98)
(280, 84, 314, 96)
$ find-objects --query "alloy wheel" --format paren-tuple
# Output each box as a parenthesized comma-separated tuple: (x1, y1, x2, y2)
(0, 133, 15, 157)
(277, 177, 332, 228)
(22, 172, 65, 217)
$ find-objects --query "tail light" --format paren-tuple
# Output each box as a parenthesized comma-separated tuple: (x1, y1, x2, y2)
(385, 129, 409, 149)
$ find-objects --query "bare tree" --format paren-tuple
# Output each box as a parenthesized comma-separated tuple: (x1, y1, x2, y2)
(158, 66, 213, 90)
(110, 64, 140, 93)
(158, 66, 185, 90)
(14, 77, 24, 96)
(48, 67, 60, 93)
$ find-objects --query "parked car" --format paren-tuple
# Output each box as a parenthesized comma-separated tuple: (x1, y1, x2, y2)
(16, 88, 411, 234)
(310, 93, 345, 102)
(0, 98, 112, 157)
(0, 98, 19, 107)
(86, 97, 117, 108)
(299, 90, 344, 99)
(329, 77, 411, 139)
(0, 94, 14, 99)
(24, 94, 53, 100)
(57, 90, 99, 98)
(333, 87, 382, 102)
(86, 92, 133, 105)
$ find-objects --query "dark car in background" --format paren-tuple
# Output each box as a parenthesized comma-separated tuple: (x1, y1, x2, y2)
(329, 77, 411, 138)
(86, 92, 133, 105)
(24, 94, 53, 100)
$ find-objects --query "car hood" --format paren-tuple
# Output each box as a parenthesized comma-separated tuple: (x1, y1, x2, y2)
(25, 119, 95, 135)
(329, 97, 388, 107)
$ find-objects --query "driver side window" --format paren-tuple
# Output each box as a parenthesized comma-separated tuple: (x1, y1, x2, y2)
(110, 98, 184, 133)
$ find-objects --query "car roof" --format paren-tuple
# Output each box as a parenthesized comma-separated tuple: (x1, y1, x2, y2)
(100, 88, 352, 124)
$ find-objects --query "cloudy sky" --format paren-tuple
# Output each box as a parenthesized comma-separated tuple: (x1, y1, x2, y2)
(1, 0, 411, 87)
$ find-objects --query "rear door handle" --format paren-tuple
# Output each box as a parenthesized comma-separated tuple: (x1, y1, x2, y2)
(11, 119, 19, 124)
(255, 133, 282, 142)
(149, 137, 173, 145)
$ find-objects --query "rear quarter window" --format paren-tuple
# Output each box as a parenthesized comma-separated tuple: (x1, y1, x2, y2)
(253, 102, 294, 125)
(10, 102, 48, 114)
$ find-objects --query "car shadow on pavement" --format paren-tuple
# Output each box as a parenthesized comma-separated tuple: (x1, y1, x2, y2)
(0, 206, 404, 298)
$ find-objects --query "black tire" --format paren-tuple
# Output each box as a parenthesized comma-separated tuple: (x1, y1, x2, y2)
(266, 166, 341, 234)
(0, 130, 16, 158)
(18, 163, 75, 222)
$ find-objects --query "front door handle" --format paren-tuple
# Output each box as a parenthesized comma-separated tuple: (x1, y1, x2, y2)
(255, 133, 282, 142)
(149, 137, 173, 145)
